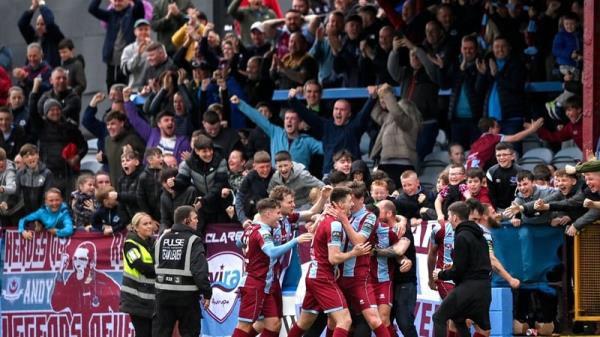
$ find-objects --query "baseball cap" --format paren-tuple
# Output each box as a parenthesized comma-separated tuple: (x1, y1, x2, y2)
(134, 19, 150, 28)
(250, 22, 264, 33)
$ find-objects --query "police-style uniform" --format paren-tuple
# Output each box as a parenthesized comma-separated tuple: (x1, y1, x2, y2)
(153, 222, 212, 337)
(121, 231, 156, 337)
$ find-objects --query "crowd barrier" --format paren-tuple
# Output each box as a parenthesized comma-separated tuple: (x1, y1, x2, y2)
(271, 82, 563, 101)
(0, 221, 565, 337)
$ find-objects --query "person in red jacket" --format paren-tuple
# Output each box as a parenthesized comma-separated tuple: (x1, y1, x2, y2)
(538, 96, 598, 151)
(0, 66, 10, 106)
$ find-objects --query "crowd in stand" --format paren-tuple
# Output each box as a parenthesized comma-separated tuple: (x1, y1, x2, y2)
(1, 0, 600, 336)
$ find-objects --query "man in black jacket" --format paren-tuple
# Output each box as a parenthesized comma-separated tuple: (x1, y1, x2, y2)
(18, 0, 65, 67)
(37, 67, 82, 125)
(154, 205, 211, 337)
(432, 201, 492, 337)
(235, 151, 273, 227)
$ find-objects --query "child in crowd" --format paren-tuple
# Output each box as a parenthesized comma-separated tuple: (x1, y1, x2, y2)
(16, 144, 54, 215)
(92, 186, 128, 235)
(7, 86, 29, 128)
(371, 179, 392, 203)
(435, 165, 468, 221)
(533, 164, 554, 189)
(117, 148, 143, 222)
(57, 38, 86, 96)
(136, 147, 163, 221)
(467, 117, 544, 170)
(18, 188, 73, 239)
(466, 168, 491, 204)
(547, 13, 582, 117)
(70, 174, 96, 230)
(0, 148, 23, 226)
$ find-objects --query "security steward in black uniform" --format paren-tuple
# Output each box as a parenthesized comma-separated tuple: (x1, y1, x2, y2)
(432, 201, 493, 337)
(153, 205, 212, 337)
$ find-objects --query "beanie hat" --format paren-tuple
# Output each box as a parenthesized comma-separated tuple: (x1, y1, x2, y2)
(43, 98, 62, 116)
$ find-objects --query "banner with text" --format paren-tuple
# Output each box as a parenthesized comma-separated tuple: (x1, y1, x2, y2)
(1, 230, 132, 337)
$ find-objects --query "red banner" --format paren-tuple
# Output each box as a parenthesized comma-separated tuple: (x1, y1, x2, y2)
(1, 230, 133, 337)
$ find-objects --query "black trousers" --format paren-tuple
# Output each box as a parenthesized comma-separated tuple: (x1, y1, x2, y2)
(153, 298, 200, 337)
(130, 314, 153, 337)
(433, 280, 492, 337)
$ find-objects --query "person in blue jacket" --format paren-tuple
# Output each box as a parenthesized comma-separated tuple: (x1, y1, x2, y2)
(18, 187, 73, 239)
(231, 95, 323, 168)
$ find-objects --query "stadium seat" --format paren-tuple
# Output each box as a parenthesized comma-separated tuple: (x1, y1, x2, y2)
(521, 135, 544, 155)
(554, 147, 583, 161)
(423, 151, 450, 165)
(551, 158, 577, 169)
(521, 148, 554, 164)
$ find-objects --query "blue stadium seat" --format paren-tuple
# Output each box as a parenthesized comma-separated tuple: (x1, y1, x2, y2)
(554, 147, 583, 161)
(521, 148, 554, 164)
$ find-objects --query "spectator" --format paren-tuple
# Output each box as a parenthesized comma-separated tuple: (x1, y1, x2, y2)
(333, 14, 365, 87)
(232, 95, 322, 168)
(139, 42, 176, 89)
(200, 110, 241, 157)
(467, 117, 543, 170)
(70, 174, 96, 231)
(171, 8, 206, 62)
(7, 87, 29, 129)
(482, 37, 527, 136)
(486, 142, 522, 210)
(505, 170, 554, 227)
(448, 143, 465, 167)
(18, 187, 73, 239)
(95, 171, 112, 189)
(17, 144, 54, 215)
(82, 87, 122, 155)
(121, 18, 153, 89)
(264, 9, 311, 59)
(57, 39, 87, 97)
(241, 56, 275, 107)
(360, 25, 397, 86)
(123, 87, 191, 163)
(465, 168, 491, 204)
(388, 37, 441, 160)
(175, 135, 229, 231)
(394, 170, 435, 222)
(235, 150, 273, 225)
(29, 80, 87, 197)
(13, 43, 52, 95)
(36, 67, 82, 125)
(228, 0, 277, 47)
(534, 160, 600, 236)
(289, 86, 377, 173)
(270, 32, 318, 89)
(441, 35, 487, 148)
(116, 149, 143, 222)
(88, 0, 145, 89)
(92, 186, 129, 235)
(0, 148, 23, 227)
(435, 164, 468, 221)
(246, 22, 272, 58)
(151, 0, 192, 55)
(243, 101, 272, 157)
(538, 96, 597, 152)
(370, 84, 422, 186)
(309, 11, 344, 88)
(227, 149, 248, 195)
(326, 149, 353, 182)
(18, 0, 65, 67)
(0, 44, 13, 71)
(0, 107, 27, 161)
(136, 147, 163, 221)
(159, 167, 198, 231)
(268, 151, 324, 209)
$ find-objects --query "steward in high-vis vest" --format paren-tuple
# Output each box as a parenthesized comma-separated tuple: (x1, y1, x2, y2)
(120, 212, 157, 337)
(153, 205, 212, 337)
